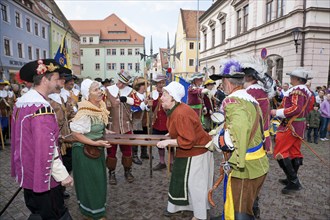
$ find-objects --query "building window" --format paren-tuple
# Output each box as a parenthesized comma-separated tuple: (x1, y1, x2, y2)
(43, 50, 47, 59)
(1, 4, 8, 22)
(107, 49, 111, 55)
(89, 37, 93, 43)
(221, 21, 226, 43)
(36, 48, 40, 59)
(189, 42, 194, 50)
(135, 63, 140, 72)
(276, 0, 284, 18)
(95, 63, 100, 70)
(81, 64, 84, 70)
(28, 46, 32, 60)
(95, 49, 100, 56)
(266, 0, 272, 22)
(189, 59, 194, 67)
(34, 23, 39, 36)
(17, 43, 23, 58)
(42, 27, 46, 39)
(128, 63, 133, 70)
(211, 26, 215, 47)
(120, 49, 125, 55)
(82, 37, 86, 43)
(107, 63, 116, 70)
(80, 49, 83, 56)
(128, 49, 132, 55)
(26, 18, 31, 32)
(112, 49, 116, 55)
(243, 5, 249, 32)
(135, 48, 140, 55)
(15, 11, 21, 28)
(120, 63, 125, 70)
(4, 39, 10, 56)
(204, 32, 207, 50)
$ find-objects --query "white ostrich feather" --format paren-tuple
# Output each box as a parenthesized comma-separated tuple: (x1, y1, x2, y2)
(236, 55, 268, 79)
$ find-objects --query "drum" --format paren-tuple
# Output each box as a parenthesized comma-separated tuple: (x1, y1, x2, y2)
(211, 112, 225, 125)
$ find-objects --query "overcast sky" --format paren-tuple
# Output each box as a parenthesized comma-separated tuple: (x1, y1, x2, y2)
(55, 0, 213, 53)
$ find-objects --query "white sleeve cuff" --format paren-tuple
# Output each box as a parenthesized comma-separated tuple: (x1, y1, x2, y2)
(140, 102, 147, 110)
(126, 97, 134, 105)
(51, 149, 69, 182)
(276, 108, 286, 118)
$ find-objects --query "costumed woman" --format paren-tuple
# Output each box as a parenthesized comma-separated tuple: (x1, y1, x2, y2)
(157, 81, 214, 220)
(70, 79, 111, 220)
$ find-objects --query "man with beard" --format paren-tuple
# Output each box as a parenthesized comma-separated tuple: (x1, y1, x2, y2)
(11, 59, 73, 219)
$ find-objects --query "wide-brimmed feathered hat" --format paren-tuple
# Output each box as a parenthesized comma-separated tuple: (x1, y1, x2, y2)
(210, 59, 244, 81)
(19, 59, 71, 83)
(189, 72, 205, 82)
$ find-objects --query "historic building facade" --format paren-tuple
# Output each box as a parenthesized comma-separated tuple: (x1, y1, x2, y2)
(70, 14, 145, 80)
(199, 0, 330, 88)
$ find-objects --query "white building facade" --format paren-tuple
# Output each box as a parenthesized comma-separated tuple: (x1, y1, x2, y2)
(199, 0, 330, 88)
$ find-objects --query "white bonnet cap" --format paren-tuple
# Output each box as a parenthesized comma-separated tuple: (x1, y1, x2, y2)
(163, 81, 185, 103)
(81, 79, 100, 100)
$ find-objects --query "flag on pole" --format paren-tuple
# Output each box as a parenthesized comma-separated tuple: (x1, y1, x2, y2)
(54, 34, 70, 68)
(174, 75, 190, 103)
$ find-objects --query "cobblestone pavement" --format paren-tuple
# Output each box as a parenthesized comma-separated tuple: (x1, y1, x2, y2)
(1, 138, 329, 220)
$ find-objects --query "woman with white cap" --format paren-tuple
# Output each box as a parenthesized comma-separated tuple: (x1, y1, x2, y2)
(70, 79, 111, 220)
(157, 81, 214, 220)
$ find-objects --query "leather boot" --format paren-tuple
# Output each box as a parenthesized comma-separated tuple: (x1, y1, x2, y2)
(132, 149, 142, 165)
(281, 158, 302, 194)
(235, 212, 255, 220)
(252, 196, 260, 219)
(122, 156, 134, 183)
(292, 158, 303, 173)
(277, 159, 289, 185)
(106, 157, 117, 185)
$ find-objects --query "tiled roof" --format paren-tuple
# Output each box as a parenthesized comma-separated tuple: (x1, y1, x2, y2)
(180, 9, 205, 39)
(69, 13, 144, 45)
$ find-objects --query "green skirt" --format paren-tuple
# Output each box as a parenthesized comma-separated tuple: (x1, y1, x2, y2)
(72, 143, 107, 219)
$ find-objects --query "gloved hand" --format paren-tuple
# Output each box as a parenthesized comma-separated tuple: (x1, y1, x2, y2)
(119, 96, 127, 103)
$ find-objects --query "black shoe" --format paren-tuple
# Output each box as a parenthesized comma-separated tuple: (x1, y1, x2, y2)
(281, 181, 302, 194)
(163, 210, 183, 217)
(307, 139, 312, 143)
(132, 155, 142, 165)
(153, 163, 166, 171)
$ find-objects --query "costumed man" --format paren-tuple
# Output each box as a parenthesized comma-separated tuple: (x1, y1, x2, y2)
(49, 73, 76, 199)
(105, 71, 137, 184)
(0, 79, 14, 143)
(131, 77, 151, 165)
(11, 59, 73, 219)
(151, 73, 174, 171)
(270, 67, 312, 194)
(61, 74, 79, 113)
(187, 72, 208, 118)
(202, 79, 216, 132)
(210, 59, 269, 219)
(241, 56, 276, 218)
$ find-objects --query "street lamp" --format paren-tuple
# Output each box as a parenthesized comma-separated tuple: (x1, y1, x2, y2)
(292, 28, 301, 53)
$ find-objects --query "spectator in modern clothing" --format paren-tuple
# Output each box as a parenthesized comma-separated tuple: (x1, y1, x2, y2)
(320, 93, 330, 141)
(315, 90, 325, 103)
(307, 103, 321, 144)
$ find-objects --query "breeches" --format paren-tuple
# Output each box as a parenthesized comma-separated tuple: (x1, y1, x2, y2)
(273, 130, 303, 159)
(231, 175, 267, 216)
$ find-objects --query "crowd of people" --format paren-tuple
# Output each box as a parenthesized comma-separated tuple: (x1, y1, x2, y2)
(5, 56, 330, 220)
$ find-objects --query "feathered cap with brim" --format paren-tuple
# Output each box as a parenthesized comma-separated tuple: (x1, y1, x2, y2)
(239, 55, 277, 98)
(204, 79, 216, 86)
(189, 72, 205, 82)
(19, 59, 72, 83)
(0, 79, 10, 85)
(286, 67, 312, 80)
(117, 71, 132, 84)
(210, 59, 244, 81)
(64, 74, 77, 83)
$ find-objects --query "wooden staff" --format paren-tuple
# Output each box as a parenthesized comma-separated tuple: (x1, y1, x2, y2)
(0, 123, 4, 150)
